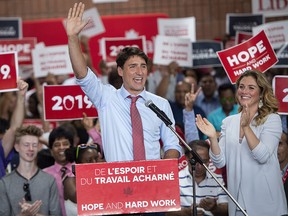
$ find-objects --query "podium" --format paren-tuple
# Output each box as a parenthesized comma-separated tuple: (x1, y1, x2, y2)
(75, 159, 180, 215)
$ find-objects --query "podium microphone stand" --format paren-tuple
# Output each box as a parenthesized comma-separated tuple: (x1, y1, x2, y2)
(146, 102, 248, 216)
(189, 157, 198, 216)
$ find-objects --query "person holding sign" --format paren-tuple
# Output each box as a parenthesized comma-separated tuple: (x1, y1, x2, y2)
(0, 79, 28, 179)
(196, 70, 287, 216)
(66, 2, 181, 162)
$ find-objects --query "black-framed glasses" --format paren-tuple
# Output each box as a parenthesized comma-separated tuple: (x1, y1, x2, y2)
(23, 183, 32, 201)
(76, 143, 99, 160)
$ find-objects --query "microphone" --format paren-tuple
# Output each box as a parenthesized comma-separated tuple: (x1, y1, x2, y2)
(145, 100, 172, 126)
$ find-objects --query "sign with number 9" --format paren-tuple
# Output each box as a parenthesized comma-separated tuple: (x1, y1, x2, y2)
(0, 52, 18, 93)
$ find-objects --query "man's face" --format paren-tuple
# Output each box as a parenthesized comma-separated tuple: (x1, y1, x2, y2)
(187, 146, 209, 178)
(51, 137, 71, 165)
(200, 76, 217, 97)
(15, 135, 40, 163)
(175, 82, 191, 107)
(278, 133, 288, 164)
(118, 55, 148, 95)
(219, 89, 235, 112)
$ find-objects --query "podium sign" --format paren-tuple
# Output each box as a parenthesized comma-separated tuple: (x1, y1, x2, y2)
(75, 159, 180, 215)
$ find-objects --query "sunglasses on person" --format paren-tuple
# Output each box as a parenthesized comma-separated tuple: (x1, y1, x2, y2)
(76, 143, 99, 160)
(23, 183, 32, 201)
(220, 97, 235, 103)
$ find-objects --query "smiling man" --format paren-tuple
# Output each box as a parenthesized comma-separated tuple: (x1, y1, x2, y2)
(0, 125, 61, 216)
(65, 2, 181, 163)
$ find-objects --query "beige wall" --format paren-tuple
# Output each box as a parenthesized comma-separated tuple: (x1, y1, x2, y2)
(0, 0, 253, 40)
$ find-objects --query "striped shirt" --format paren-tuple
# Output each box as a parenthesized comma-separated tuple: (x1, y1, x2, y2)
(179, 166, 228, 214)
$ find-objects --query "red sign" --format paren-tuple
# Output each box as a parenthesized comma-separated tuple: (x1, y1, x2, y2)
(43, 85, 98, 121)
(273, 75, 288, 114)
(0, 52, 18, 92)
(0, 38, 36, 65)
(23, 119, 58, 130)
(178, 154, 223, 175)
(23, 14, 167, 73)
(217, 30, 278, 84)
(75, 159, 180, 215)
(102, 36, 146, 63)
(235, 31, 253, 45)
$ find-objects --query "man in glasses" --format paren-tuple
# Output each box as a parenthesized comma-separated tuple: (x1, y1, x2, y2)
(0, 125, 61, 216)
(207, 83, 239, 137)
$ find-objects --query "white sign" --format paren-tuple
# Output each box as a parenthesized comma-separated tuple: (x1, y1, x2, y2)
(252, 0, 288, 17)
(63, 7, 105, 38)
(252, 20, 288, 49)
(32, 44, 73, 78)
(157, 17, 196, 42)
(81, 7, 105, 37)
(153, 35, 192, 67)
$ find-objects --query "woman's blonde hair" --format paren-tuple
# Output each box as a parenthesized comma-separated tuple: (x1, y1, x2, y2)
(236, 70, 278, 126)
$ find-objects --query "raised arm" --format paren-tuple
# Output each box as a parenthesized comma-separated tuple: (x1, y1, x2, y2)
(66, 2, 90, 79)
(2, 80, 28, 158)
(156, 62, 178, 99)
(184, 84, 201, 143)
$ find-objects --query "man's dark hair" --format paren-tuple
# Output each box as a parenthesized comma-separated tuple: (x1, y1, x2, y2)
(199, 73, 215, 82)
(218, 83, 236, 95)
(184, 140, 210, 155)
(48, 126, 74, 149)
(116, 47, 148, 69)
(108, 68, 123, 89)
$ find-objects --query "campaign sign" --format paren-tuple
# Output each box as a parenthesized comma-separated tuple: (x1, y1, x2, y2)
(157, 17, 196, 42)
(252, 20, 288, 49)
(0, 38, 36, 65)
(275, 42, 288, 68)
(0, 52, 18, 92)
(23, 14, 167, 73)
(0, 17, 22, 39)
(153, 35, 192, 67)
(272, 76, 288, 114)
(217, 30, 278, 84)
(101, 36, 146, 63)
(191, 40, 223, 68)
(23, 119, 58, 131)
(32, 44, 73, 78)
(226, 13, 264, 37)
(178, 153, 222, 175)
(235, 31, 253, 45)
(43, 85, 98, 121)
(63, 7, 105, 38)
(75, 159, 180, 215)
(252, 0, 288, 17)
